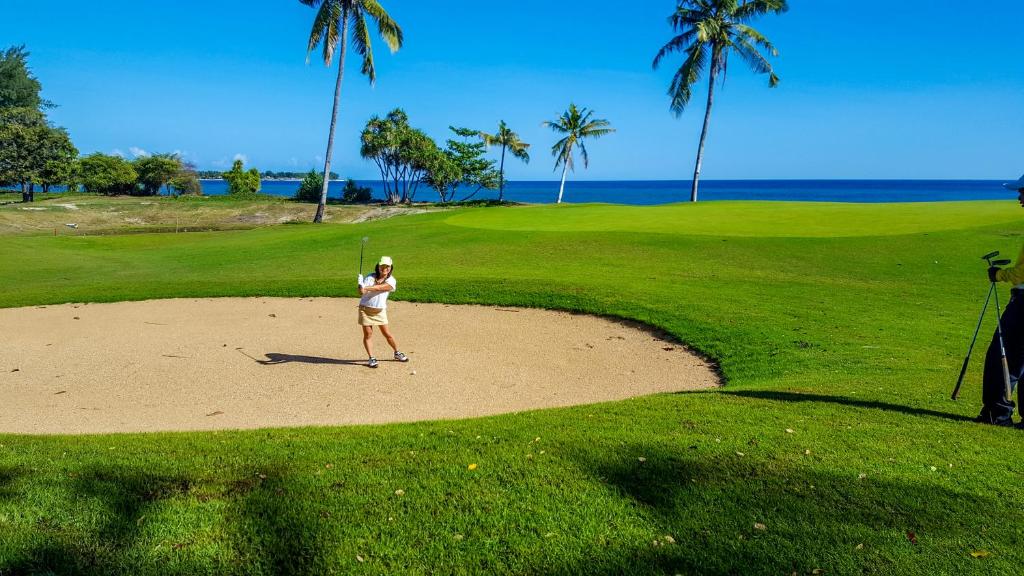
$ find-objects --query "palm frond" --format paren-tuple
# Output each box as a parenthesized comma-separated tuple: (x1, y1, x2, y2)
(734, 0, 788, 23)
(307, 0, 341, 65)
(735, 24, 778, 56)
(577, 139, 589, 169)
(352, 11, 376, 83)
(732, 36, 775, 79)
(361, 0, 404, 52)
(653, 29, 698, 69)
(667, 42, 707, 116)
(509, 140, 532, 162)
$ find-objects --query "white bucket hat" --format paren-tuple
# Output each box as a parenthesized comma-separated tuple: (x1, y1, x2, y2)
(1003, 174, 1024, 191)
(378, 256, 393, 267)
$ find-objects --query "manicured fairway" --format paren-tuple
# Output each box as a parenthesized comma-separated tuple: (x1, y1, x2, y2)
(1, 201, 1023, 575)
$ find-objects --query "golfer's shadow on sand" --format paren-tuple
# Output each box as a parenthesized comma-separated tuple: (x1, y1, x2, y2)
(256, 353, 367, 366)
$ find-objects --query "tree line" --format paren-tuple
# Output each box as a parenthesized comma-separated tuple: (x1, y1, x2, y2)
(0, 46, 203, 200)
(195, 170, 340, 180)
(298, 0, 785, 219)
(344, 104, 612, 206)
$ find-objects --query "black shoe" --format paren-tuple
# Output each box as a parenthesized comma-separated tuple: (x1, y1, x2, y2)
(1015, 421, 1024, 431)
(973, 412, 1014, 427)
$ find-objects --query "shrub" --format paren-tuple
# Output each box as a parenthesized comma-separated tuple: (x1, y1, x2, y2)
(294, 170, 323, 203)
(222, 159, 260, 197)
(77, 153, 137, 195)
(342, 179, 372, 203)
(134, 154, 182, 196)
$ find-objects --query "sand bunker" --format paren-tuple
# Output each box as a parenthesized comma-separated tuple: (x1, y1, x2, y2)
(0, 298, 719, 434)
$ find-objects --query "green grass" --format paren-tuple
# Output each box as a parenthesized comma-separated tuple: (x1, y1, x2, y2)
(2, 201, 1023, 575)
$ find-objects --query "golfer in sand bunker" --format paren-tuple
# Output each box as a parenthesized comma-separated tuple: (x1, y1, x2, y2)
(358, 255, 410, 368)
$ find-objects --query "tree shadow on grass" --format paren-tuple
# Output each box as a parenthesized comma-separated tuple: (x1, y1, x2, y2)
(0, 463, 329, 576)
(717, 390, 974, 423)
(256, 352, 367, 366)
(0, 465, 20, 502)
(0, 465, 203, 574)
(556, 441, 999, 575)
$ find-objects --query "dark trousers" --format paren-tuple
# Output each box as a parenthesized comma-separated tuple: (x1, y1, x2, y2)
(980, 289, 1024, 423)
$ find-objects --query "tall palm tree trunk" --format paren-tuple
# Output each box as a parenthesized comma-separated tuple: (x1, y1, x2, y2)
(497, 144, 507, 202)
(690, 62, 718, 203)
(556, 157, 570, 204)
(313, 14, 350, 223)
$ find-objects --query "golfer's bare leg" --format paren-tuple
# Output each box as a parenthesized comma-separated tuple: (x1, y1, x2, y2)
(379, 324, 399, 352)
(362, 326, 374, 357)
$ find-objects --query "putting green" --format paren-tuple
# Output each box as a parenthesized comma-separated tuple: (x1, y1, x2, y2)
(445, 200, 1024, 237)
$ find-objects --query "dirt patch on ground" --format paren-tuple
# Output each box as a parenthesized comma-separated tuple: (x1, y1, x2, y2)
(0, 298, 719, 434)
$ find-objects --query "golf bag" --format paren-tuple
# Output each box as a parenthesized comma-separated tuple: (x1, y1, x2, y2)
(979, 289, 1024, 424)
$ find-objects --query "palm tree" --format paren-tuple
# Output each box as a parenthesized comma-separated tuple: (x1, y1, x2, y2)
(300, 0, 402, 222)
(543, 104, 614, 204)
(653, 0, 787, 202)
(480, 121, 530, 202)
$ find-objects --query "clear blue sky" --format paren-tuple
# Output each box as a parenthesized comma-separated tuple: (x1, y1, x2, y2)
(6, 0, 1023, 180)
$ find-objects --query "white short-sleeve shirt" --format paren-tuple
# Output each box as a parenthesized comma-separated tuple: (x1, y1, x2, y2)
(359, 274, 396, 309)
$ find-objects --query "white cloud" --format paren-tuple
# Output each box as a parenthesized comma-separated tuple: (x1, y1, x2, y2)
(233, 153, 248, 165)
(129, 147, 150, 158)
(111, 149, 125, 157)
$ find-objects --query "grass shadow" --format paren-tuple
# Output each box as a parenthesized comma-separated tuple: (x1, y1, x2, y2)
(0, 462, 331, 575)
(559, 440, 996, 575)
(0, 465, 203, 574)
(718, 390, 974, 423)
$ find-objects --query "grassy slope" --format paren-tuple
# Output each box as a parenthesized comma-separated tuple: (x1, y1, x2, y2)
(0, 193, 386, 236)
(1, 201, 1023, 575)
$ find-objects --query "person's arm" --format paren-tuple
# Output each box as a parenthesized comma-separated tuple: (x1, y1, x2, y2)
(996, 246, 1024, 284)
(362, 283, 394, 293)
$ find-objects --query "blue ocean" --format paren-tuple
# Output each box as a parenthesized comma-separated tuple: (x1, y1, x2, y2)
(199, 179, 1014, 205)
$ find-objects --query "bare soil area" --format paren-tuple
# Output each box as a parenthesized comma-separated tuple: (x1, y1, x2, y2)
(0, 298, 719, 434)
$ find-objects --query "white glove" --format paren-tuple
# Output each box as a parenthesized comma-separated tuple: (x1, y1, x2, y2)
(357, 274, 364, 285)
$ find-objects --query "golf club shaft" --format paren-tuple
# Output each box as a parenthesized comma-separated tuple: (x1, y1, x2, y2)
(991, 286, 1014, 403)
(359, 238, 367, 277)
(952, 282, 995, 400)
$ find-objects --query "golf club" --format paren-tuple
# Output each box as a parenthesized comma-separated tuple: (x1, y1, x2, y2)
(954, 249, 1019, 401)
(952, 282, 994, 400)
(989, 272, 1015, 404)
(359, 236, 369, 276)
(952, 252, 1014, 401)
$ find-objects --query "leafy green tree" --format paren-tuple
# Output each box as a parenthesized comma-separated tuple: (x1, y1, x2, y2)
(439, 127, 499, 202)
(222, 159, 261, 197)
(295, 169, 325, 202)
(0, 46, 49, 110)
(653, 0, 787, 202)
(360, 109, 434, 204)
(299, 0, 403, 222)
(134, 153, 182, 196)
(0, 108, 48, 201)
(37, 126, 78, 193)
(421, 147, 462, 203)
(78, 153, 138, 195)
(543, 103, 614, 204)
(169, 160, 202, 196)
(341, 179, 372, 203)
(480, 120, 530, 202)
(0, 47, 76, 201)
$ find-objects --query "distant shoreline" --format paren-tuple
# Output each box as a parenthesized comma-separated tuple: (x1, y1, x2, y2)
(199, 178, 345, 182)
